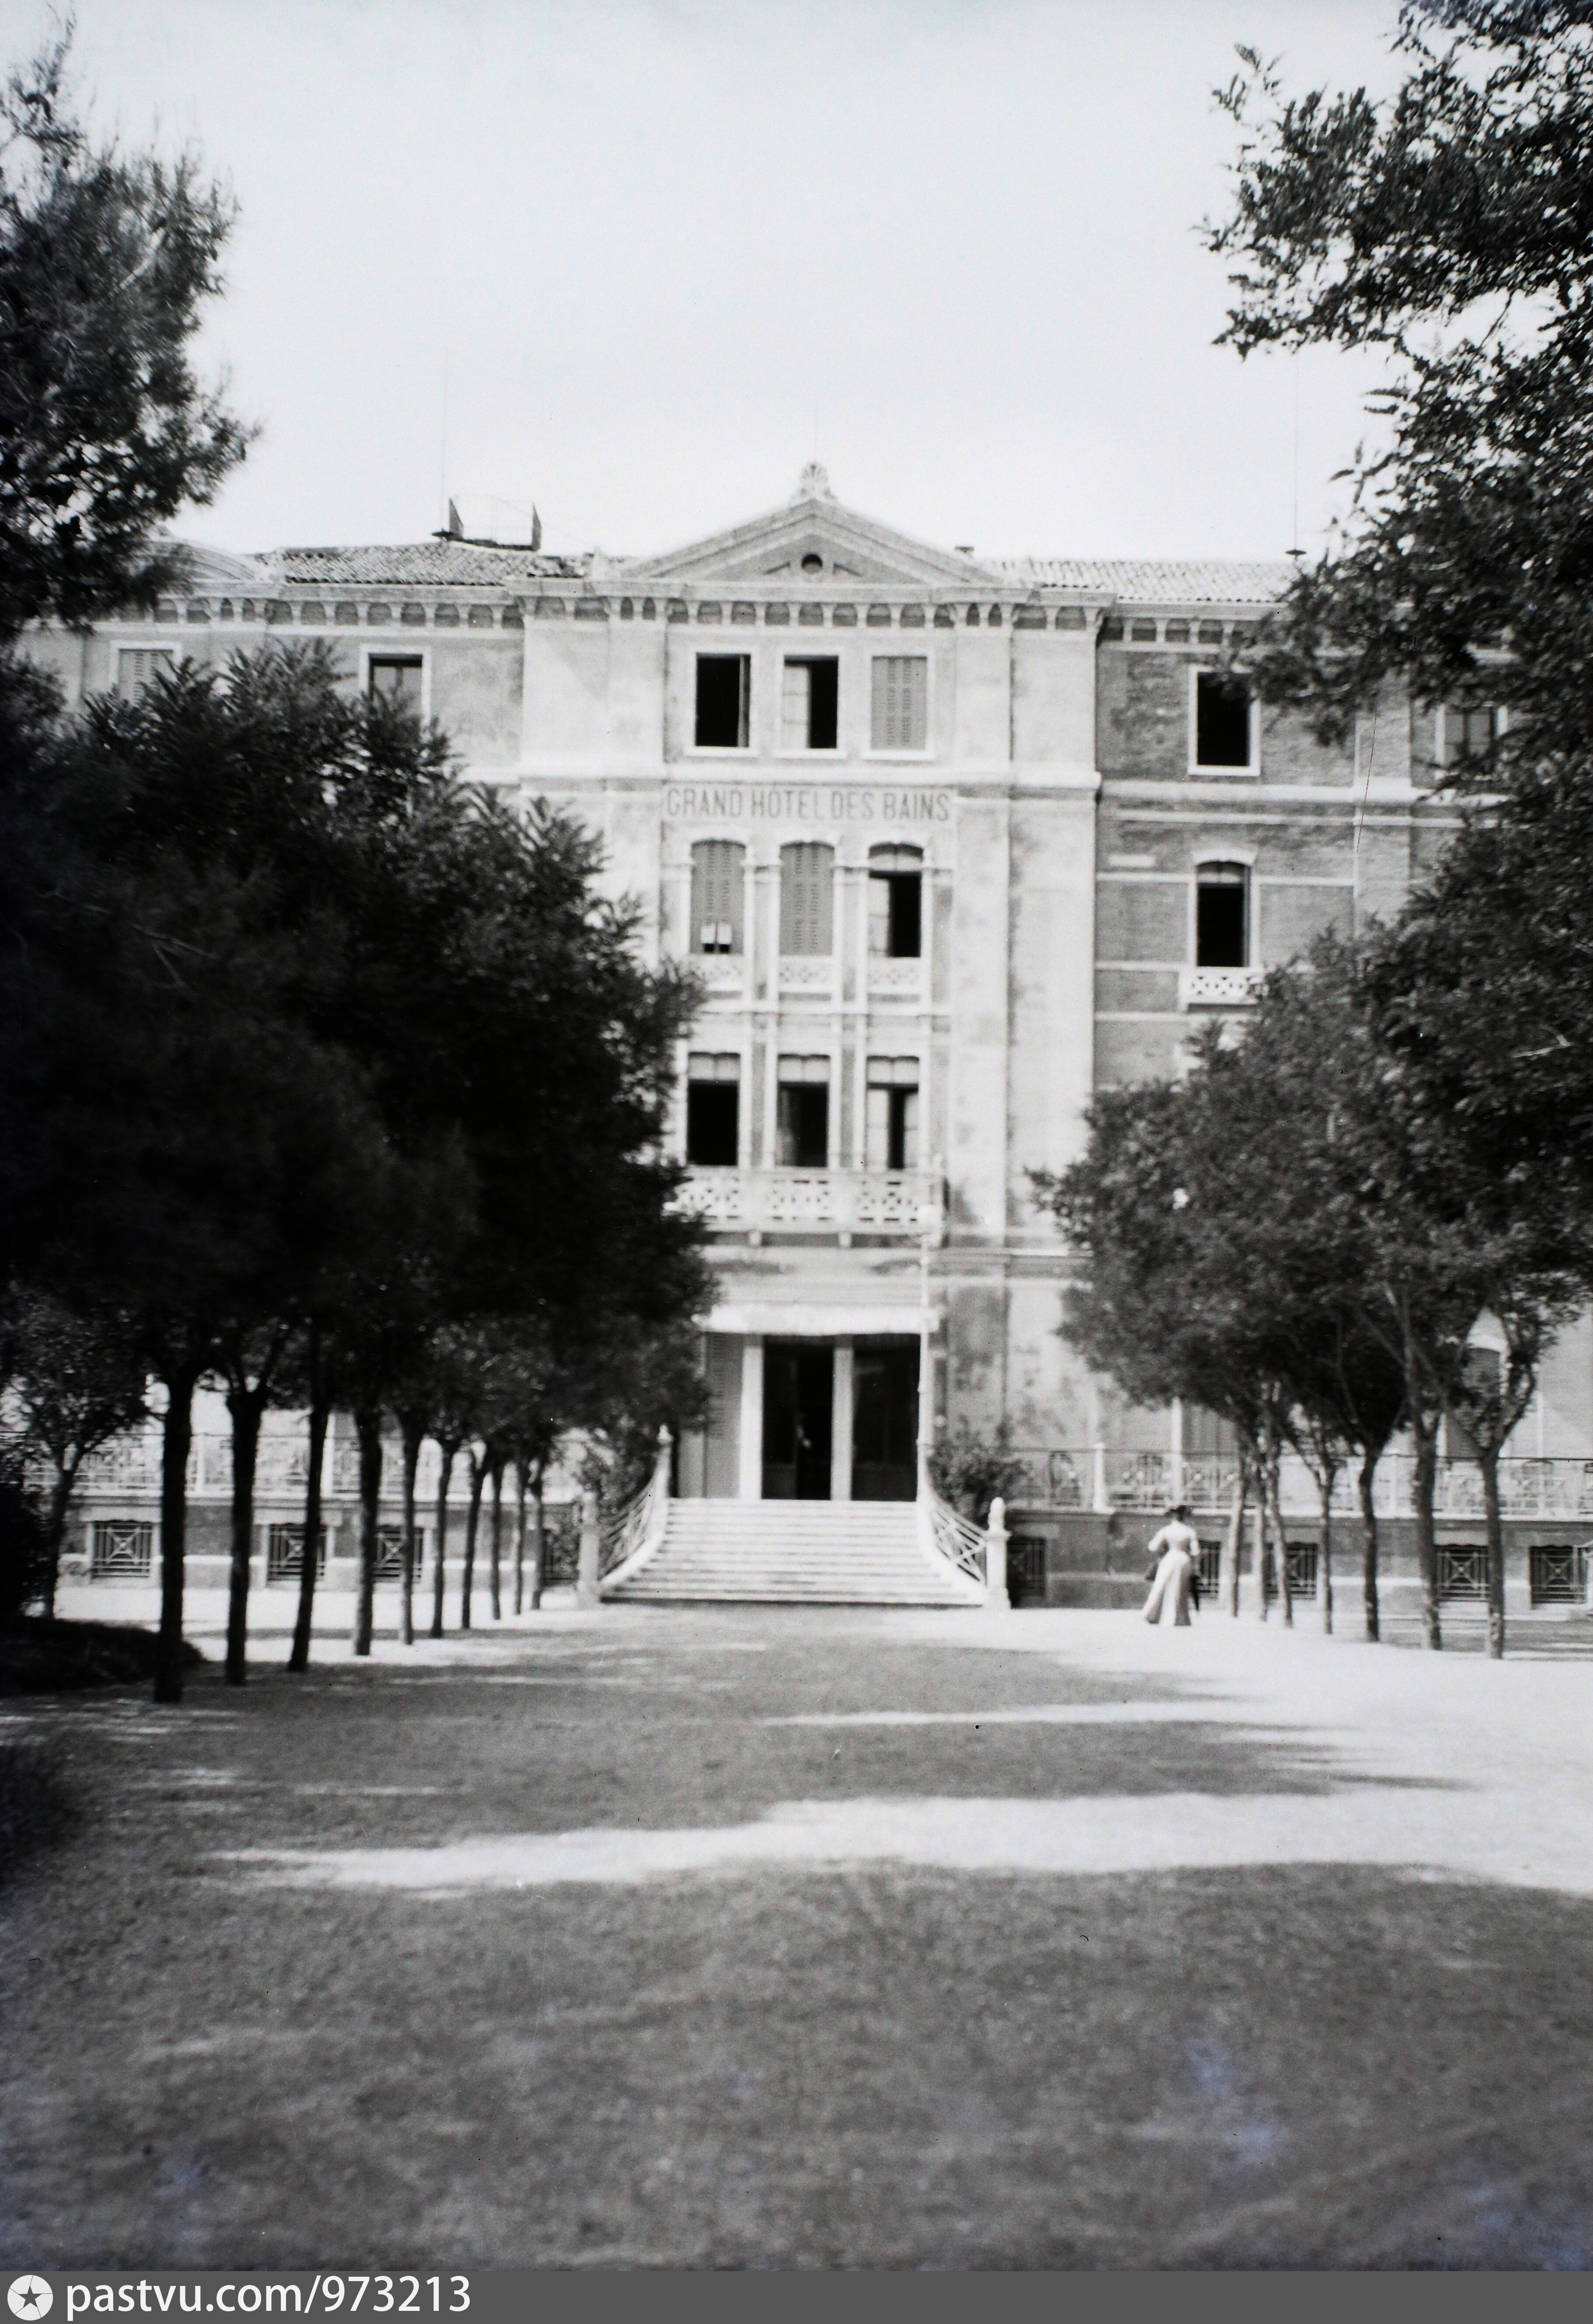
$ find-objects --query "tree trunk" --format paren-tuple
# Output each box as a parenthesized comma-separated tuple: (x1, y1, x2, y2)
(529, 1471, 545, 1612)
(288, 1330, 329, 1674)
(489, 1456, 504, 1622)
(353, 1406, 383, 1658)
(461, 1450, 484, 1632)
(1481, 1446, 1506, 1660)
(1318, 1468, 1335, 1638)
(1358, 1447, 1381, 1644)
(224, 1386, 263, 1686)
(42, 1458, 78, 1621)
(1224, 1463, 1246, 1618)
(514, 1463, 526, 1616)
(399, 1416, 423, 1648)
(155, 1361, 202, 1704)
(430, 1438, 456, 1641)
(1265, 1444, 1292, 1627)
(1413, 1414, 1443, 1650)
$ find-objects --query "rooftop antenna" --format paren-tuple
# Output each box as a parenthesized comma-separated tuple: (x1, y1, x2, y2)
(438, 341, 450, 536)
(1288, 350, 1303, 560)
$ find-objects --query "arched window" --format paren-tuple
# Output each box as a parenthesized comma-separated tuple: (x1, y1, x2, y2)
(868, 844, 923, 959)
(780, 842, 834, 956)
(691, 840, 744, 955)
(1195, 862, 1249, 968)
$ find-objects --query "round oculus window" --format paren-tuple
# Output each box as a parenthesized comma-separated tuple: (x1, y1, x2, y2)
(800, 552, 824, 573)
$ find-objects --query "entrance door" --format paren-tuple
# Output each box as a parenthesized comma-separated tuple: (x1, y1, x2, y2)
(762, 1341, 834, 1499)
(852, 1340, 919, 1502)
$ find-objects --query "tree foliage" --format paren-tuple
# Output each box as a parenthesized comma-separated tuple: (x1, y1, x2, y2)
(1208, 4, 1593, 760)
(1042, 929, 1581, 1652)
(0, 28, 251, 639)
(0, 644, 707, 1690)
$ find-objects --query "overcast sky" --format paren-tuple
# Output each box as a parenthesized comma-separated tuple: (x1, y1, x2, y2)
(8, 0, 1404, 563)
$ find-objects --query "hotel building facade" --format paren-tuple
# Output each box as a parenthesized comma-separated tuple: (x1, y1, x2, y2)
(27, 470, 1593, 1612)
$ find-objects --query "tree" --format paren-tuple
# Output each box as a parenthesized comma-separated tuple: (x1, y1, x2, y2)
(1207, 5, 1593, 1233)
(1210, 933, 1582, 1653)
(285, 1318, 336, 1674)
(0, 650, 439, 1695)
(0, 28, 251, 641)
(0, 1288, 147, 1615)
(927, 1421, 1028, 1528)
(1037, 1065, 1292, 1624)
(1209, 5, 1593, 756)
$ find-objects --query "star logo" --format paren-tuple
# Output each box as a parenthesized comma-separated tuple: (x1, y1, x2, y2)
(7, 2283, 52, 2321)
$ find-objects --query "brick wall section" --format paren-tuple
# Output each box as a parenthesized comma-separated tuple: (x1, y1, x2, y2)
(1097, 644, 1362, 784)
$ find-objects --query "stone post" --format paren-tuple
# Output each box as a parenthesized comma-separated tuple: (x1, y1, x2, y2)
(986, 1495, 1011, 1613)
(576, 1490, 601, 1609)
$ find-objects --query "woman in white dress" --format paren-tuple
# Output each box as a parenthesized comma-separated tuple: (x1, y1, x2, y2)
(1142, 1504, 1200, 1626)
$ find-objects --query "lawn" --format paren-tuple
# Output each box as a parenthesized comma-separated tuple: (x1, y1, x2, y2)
(2, 1603, 1591, 2268)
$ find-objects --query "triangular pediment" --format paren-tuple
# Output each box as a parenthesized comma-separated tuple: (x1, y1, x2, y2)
(623, 467, 1000, 590)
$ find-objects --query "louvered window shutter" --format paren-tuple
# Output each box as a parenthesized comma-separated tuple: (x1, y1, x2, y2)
(780, 844, 833, 956)
(871, 657, 928, 749)
(692, 841, 744, 953)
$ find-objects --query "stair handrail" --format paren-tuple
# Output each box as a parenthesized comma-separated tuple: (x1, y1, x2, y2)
(599, 1427, 673, 1589)
(918, 1484, 987, 1588)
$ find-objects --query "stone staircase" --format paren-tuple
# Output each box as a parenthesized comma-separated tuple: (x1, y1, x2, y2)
(603, 1499, 983, 1606)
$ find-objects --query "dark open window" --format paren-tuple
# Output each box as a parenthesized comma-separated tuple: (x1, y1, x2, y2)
(781, 657, 838, 750)
(695, 654, 750, 748)
(691, 840, 744, 954)
(1195, 672, 1252, 768)
(1195, 863, 1248, 967)
(868, 845, 922, 958)
(866, 1058, 920, 1170)
(686, 1054, 740, 1166)
(776, 1057, 829, 1167)
(368, 655, 423, 709)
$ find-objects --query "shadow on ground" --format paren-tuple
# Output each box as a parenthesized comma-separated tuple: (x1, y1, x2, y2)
(1, 1614, 1589, 2267)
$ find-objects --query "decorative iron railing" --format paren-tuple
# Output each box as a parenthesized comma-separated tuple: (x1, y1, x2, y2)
(599, 1430, 673, 1583)
(1006, 1448, 1593, 1521)
(918, 1489, 986, 1587)
(1007, 1449, 1088, 1509)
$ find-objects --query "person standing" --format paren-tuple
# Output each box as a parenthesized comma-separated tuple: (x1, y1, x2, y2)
(1142, 1504, 1201, 1626)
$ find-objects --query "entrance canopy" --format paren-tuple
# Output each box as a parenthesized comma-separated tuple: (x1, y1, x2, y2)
(700, 1303, 943, 1337)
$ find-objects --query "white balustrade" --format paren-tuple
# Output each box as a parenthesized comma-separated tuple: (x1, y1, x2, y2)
(867, 955, 924, 997)
(1178, 967, 1265, 1009)
(698, 961, 748, 997)
(778, 958, 835, 994)
(681, 1167, 939, 1238)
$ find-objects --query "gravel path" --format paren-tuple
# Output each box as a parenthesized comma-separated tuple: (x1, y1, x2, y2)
(2, 1603, 1591, 2267)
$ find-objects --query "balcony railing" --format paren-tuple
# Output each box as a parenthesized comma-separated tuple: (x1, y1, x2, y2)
(778, 957, 835, 995)
(1007, 1448, 1593, 1521)
(681, 1165, 940, 1236)
(1178, 966, 1265, 1009)
(867, 955, 925, 998)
